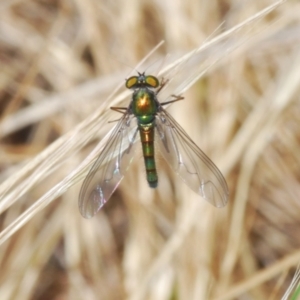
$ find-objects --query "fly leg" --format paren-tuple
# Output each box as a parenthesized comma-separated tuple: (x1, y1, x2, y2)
(156, 77, 169, 95)
(160, 94, 184, 106)
(110, 106, 128, 114)
(109, 107, 129, 123)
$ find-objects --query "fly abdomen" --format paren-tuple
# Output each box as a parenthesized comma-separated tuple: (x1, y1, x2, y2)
(139, 124, 158, 188)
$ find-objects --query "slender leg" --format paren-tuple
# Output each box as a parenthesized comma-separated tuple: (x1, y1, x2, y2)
(161, 94, 184, 106)
(156, 77, 169, 95)
(110, 106, 128, 114)
(108, 107, 129, 123)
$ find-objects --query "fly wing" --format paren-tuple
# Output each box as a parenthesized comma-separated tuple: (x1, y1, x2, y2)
(155, 108, 229, 207)
(79, 114, 139, 218)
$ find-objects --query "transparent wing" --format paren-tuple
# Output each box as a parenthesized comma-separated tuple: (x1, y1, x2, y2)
(155, 107, 229, 207)
(79, 114, 139, 218)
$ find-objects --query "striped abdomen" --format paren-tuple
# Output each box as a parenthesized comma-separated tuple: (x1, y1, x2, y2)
(139, 123, 158, 188)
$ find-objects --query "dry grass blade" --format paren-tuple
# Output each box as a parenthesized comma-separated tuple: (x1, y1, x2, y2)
(282, 263, 300, 300)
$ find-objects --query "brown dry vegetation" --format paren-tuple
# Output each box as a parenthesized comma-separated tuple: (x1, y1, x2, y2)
(1, 0, 300, 299)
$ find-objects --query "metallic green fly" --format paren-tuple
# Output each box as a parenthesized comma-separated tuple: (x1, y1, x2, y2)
(79, 73, 229, 218)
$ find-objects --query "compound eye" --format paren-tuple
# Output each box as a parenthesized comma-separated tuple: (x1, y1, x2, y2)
(145, 75, 159, 88)
(125, 76, 138, 89)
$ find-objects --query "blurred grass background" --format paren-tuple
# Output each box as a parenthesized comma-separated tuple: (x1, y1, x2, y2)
(1, 0, 300, 299)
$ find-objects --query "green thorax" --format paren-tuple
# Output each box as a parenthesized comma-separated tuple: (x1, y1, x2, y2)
(131, 88, 158, 124)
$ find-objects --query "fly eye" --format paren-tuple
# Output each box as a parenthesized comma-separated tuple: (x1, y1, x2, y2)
(126, 76, 138, 89)
(145, 76, 159, 88)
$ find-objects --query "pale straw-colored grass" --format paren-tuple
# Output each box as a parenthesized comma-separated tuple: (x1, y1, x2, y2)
(2, 0, 300, 299)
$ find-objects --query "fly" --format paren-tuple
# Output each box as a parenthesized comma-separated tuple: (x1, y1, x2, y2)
(79, 73, 229, 218)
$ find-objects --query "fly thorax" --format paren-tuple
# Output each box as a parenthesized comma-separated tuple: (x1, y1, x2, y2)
(132, 88, 158, 123)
